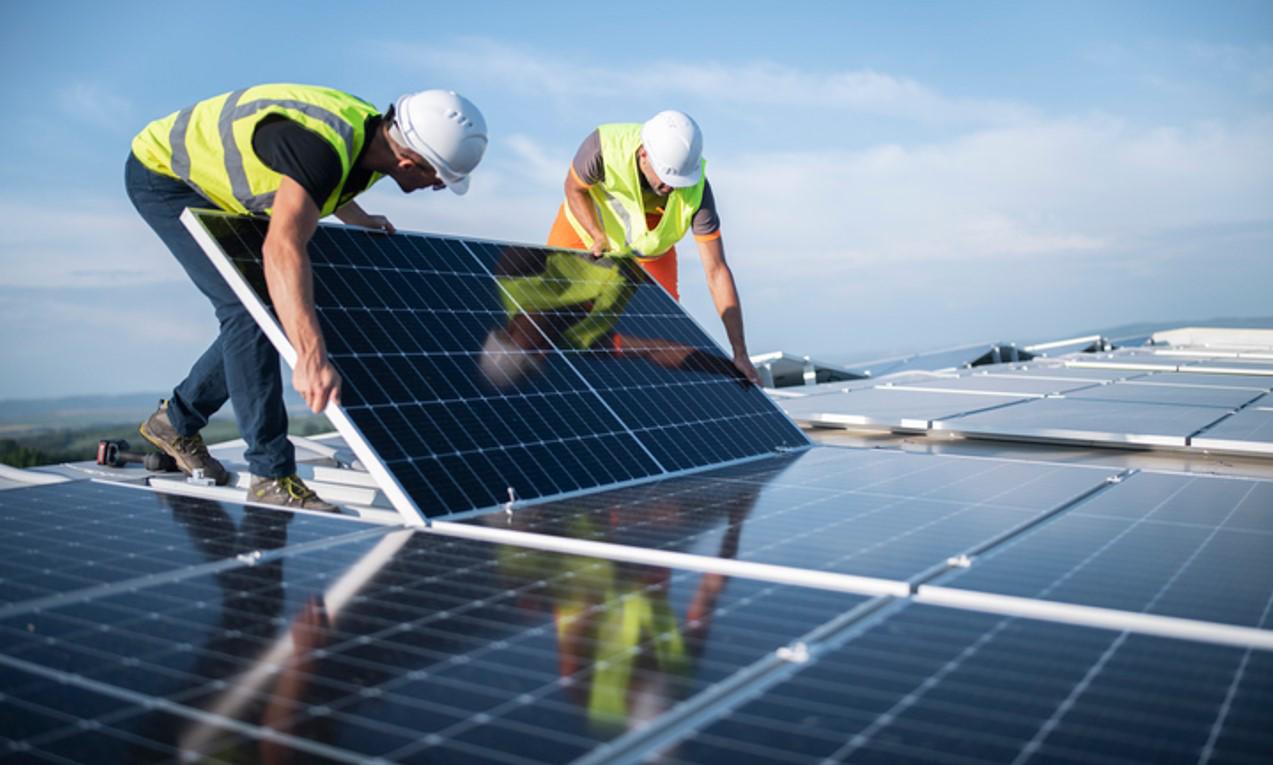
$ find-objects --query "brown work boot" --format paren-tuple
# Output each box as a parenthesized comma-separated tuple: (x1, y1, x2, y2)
(139, 400, 230, 486)
(250, 474, 339, 513)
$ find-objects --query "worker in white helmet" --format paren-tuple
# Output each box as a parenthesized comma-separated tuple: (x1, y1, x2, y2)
(127, 84, 487, 510)
(548, 111, 761, 385)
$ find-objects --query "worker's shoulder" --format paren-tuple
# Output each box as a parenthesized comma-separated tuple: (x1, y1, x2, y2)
(240, 83, 377, 109)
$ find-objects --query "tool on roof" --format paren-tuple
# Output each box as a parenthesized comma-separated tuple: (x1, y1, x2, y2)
(95, 439, 179, 472)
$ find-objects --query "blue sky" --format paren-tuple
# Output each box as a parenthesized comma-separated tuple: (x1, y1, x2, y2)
(2, 1, 1271, 398)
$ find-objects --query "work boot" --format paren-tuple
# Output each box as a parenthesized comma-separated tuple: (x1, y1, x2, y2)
(250, 474, 339, 513)
(139, 400, 230, 486)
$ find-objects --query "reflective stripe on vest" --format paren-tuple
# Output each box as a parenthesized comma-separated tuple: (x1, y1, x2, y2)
(132, 84, 379, 217)
(562, 123, 706, 259)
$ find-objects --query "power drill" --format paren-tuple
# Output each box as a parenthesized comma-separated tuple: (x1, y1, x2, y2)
(96, 439, 178, 472)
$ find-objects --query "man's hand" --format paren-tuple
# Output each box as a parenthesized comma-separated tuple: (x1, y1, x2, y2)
(362, 214, 396, 234)
(732, 352, 762, 386)
(294, 352, 342, 413)
(334, 201, 395, 233)
(588, 237, 608, 259)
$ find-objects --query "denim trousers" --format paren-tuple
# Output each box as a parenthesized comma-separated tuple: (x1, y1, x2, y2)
(125, 153, 295, 478)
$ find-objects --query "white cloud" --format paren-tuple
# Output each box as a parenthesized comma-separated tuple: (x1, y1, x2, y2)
(55, 82, 135, 133)
(0, 197, 186, 288)
(708, 113, 1273, 281)
(381, 38, 1035, 127)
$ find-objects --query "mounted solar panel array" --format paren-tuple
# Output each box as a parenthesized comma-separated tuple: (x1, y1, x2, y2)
(184, 210, 807, 524)
(779, 355, 1273, 456)
(4, 451, 1273, 761)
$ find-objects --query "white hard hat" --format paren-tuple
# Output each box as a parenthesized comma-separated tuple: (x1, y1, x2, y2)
(639, 110, 703, 188)
(392, 89, 487, 195)
(478, 328, 545, 390)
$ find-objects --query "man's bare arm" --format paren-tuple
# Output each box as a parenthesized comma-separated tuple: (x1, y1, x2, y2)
(564, 169, 608, 257)
(333, 200, 395, 233)
(264, 177, 342, 412)
(697, 235, 761, 385)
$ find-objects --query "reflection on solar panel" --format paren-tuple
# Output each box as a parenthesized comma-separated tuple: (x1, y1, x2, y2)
(0, 482, 866, 764)
(0, 481, 382, 612)
(656, 604, 1273, 764)
(184, 210, 807, 522)
(460, 447, 1122, 582)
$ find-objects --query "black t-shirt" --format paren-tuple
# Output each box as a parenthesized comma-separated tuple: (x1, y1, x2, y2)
(251, 114, 380, 210)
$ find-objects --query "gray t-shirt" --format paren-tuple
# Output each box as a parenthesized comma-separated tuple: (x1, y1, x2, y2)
(572, 129, 720, 237)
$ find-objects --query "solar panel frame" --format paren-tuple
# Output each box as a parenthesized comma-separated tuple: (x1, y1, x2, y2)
(182, 209, 809, 525)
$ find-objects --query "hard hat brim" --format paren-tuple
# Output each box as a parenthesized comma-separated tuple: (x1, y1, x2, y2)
(654, 163, 702, 189)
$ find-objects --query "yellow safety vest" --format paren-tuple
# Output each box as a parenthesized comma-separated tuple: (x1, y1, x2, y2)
(131, 83, 382, 217)
(563, 123, 706, 259)
(497, 252, 636, 350)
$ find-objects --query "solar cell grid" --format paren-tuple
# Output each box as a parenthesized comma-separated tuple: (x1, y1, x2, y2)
(655, 604, 1273, 764)
(1, 524, 866, 764)
(0, 482, 367, 609)
(190, 212, 807, 521)
(467, 448, 1121, 582)
(941, 472, 1273, 627)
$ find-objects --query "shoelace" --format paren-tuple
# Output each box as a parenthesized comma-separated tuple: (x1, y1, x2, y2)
(278, 475, 317, 502)
(173, 434, 210, 457)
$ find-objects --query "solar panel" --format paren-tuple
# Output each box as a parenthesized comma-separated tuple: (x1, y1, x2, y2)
(891, 374, 1098, 396)
(939, 471, 1273, 626)
(0, 481, 379, 611)
(1137, 371, 1273, 390)
(1191, 403, 1273, 456)
(184, 210, 807, 523)
(464, 447, 1122, 582)
(986, 364, 1139, 381)
(935, 396, 1232, 447)
(780, 387, 1029, 430)
(1, 518, 866, 763)
(652, 604, 1273, 764)
(1186, 359, 1273, 376)
(1063, 380, 1264, 409)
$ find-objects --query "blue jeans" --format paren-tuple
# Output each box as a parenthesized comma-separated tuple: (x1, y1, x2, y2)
(125, 153, 295, 478)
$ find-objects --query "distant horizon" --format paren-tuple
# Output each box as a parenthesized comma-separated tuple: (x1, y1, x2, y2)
(5, 313, 1271, 404)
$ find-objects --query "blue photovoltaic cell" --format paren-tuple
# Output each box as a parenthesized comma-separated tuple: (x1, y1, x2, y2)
(464, 447, 1121, 581)
(0, 524, 865, 764)
(0, 481, 372, 608)
(192, 213, 806, 518)
(657, 604, 1273, 764)
(942, 471, 1273, 627)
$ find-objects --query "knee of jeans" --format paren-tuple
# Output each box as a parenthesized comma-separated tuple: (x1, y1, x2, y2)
(214, 300, 257, 326)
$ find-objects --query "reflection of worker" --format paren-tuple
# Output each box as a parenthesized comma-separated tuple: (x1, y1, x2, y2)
(129, 84, 487, 510)
(495, 496, 753, 731)
(548, 112, 761, 385)
(479, 247, 747, 390)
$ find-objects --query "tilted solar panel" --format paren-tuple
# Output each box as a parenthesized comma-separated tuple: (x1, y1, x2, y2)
(183, 211, 807, 523)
